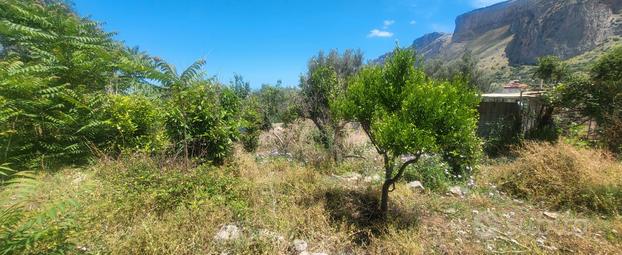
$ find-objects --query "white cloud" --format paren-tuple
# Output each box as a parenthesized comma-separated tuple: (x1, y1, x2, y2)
(383, 20, 395, 29)
(409, 20, 417, 25)
(470, 0, 506, 8)
(368, 29, 394, 38)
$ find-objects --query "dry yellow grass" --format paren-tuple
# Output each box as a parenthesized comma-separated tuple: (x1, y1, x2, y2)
(482, 142, 622, 215)
(12, 137, 622, 254)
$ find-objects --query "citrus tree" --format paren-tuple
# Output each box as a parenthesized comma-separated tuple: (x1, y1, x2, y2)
(335, 48, 480, 217)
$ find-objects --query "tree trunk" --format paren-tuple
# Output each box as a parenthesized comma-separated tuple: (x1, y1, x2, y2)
(331, 125, 343, 163)
(380, 154, 394, 219)
(380, 179, 392, 218)
(379, 154, 421, 219)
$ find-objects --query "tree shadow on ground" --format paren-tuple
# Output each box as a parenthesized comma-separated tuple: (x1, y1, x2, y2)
(323, 187, 420, 245)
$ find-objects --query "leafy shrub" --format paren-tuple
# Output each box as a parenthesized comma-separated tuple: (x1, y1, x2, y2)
(402, 155, 451, 192)
(239, 98, 263, 153)
(491, 142, 622, 215)
(553, 46, 622, 153)
(0, 168, 78, 254)
(165, 83, 240, 165)
(102, 94, 168, 155)
(0, 0, 158, 170)
(96, 157, 249, 216)
(254, 83, 300, 124)
(483, 117, 522, 157)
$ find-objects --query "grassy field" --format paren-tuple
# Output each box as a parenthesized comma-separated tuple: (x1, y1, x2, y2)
(3, 121, 622, 254)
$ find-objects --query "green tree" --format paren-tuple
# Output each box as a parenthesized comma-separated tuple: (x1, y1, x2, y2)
(229, 73, 251, 99)
(300, 49, 363, 161)
(336, 48, 480, 217)
(255, 82, 300, 126)
(533, 55, 567, 88)
(154, 59, 240, 165)
(555, 46, 622, 152)
(239, 97, 263, 152)
(0, 0, 161, 169)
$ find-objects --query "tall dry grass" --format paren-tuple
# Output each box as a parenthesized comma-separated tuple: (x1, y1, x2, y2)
(485, 142, 622, 215)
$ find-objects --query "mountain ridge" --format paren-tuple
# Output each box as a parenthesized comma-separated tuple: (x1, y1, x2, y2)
(378, 0, 622, 73)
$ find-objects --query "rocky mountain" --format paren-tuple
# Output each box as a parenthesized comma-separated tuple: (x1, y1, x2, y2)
(379, 0, 622, 71)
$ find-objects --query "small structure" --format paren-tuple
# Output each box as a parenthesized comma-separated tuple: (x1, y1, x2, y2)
(477, 81, 547, 137)
(501, 80, 530, 93)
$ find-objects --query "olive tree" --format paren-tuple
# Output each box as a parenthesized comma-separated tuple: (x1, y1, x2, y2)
(300, 49, 363, 161)
(335, 48, 480, 217)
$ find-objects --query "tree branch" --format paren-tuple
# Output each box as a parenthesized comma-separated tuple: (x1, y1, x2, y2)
(389, 153, 422, 185)
(361, 122, 384, 155)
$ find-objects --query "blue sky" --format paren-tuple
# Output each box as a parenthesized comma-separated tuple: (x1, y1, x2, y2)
(73, 0, 505, 88)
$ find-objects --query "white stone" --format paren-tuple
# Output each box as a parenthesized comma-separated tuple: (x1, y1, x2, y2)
(292, 239, 308, 252)
(449, 186, 464, 197)
(364, 174, 382, 183)
(407, 181, 425, 191)
(444, 208, 457, 214)
(543, 211, 558, 219)
(72, 173, 87, 185)
(214, 225, 240, 241)
(343, 173, 362, 182)
(259, 229, 285, 242)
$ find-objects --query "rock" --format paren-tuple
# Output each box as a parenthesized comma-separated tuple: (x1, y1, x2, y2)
(363, 174, 382, 183)
(342, 173, 362, 182)
(292, 239, 308, 252)
(258, 229, 285, 242)
(503, 212, 515, 219)
(443, 208, 457, 214)
(408, 181, 425, 191)
(449, 186, 464, 197)
(536, 236, 546, 246)
(467, 177, 476, 188)
(214, 225, 240, 241)
(72, 173, 87, 184)
(543, 211, 559, 220)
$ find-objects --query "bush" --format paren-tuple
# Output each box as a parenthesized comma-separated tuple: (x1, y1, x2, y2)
(239, 98, 263, 153)
(165, 84, 240, 165)
(603, 113, 622, 154)
(96, 157, 249, 216)
(102, 94, 168, 155)
(0, 169, 77, 254)
(554, 46, 622, 154)
(483, 117, 522, 157)
(402, 154, 451, 192)
(490, 142, 622, 215)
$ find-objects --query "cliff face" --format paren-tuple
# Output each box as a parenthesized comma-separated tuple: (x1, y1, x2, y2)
(382, 0, 622, 67)
(453, 0, 526, 43)
(506, 0, 622, 64)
